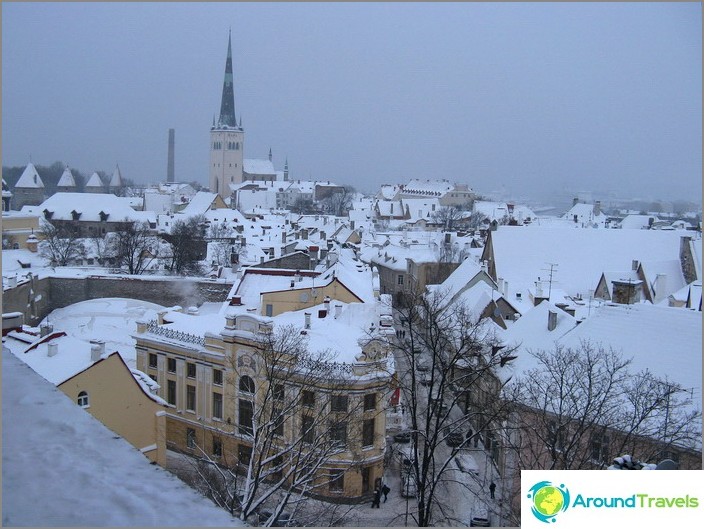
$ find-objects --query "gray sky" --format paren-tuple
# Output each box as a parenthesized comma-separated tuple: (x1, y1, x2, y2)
(2, 2, 701, 202)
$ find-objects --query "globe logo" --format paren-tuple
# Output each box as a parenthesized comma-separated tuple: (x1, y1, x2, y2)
(527, 481, 570, 523)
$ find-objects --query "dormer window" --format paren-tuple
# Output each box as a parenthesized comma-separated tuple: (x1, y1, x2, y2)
(71, 210, 81, 221)
(43, 209, 53, 220)
(99, 211, 109, 222)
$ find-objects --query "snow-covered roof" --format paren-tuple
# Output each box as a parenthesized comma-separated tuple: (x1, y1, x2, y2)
(473, 200, 537, 222)
(57, 166, 76, 188)
(1, 348, 241, 527)
(14, 162, 44, 189)
(436, 256, 489, 302)
(179, 191, 219, 217)
(244, 158, 275, 175)
(619, 214, 658, 230)
(559, 303, 702, 409)
(639, 259, 686, 301)
(85, 172, 104, 188)
(487, 226, 688, 299)
(401, 179, 454, 196)
(28, 192, 155, 224)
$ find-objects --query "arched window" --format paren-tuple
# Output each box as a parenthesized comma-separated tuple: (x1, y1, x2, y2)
(239, 375, 255, 394)
(77, 391, 89, 408)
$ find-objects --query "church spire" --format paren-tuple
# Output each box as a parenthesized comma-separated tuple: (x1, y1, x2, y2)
(218, 30, 237, 128)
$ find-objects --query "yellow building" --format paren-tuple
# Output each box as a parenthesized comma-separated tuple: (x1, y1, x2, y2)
(4, 330, 168, 466)
(135, 256, 395, 499)
(1, 211, 41, 250)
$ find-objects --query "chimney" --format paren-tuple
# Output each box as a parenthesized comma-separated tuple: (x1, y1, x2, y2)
(282, 231, 287, 244)
(40, 322, 53, 337)
(324, 296, 331, 313)
(304, 312, 311, 329)
(444, 232, 451, 245)
(334, 304, 342, 319)
(547, 310, 557, 331)
(26, 234, 38, 253)
(572, 197, 579, 207)
(167, 128, 175, 183)
(301, 229, 308, 240)
(225, 312, 236, 330)
(535, 281, 544, 297)
(503, 280, 509, 297)
(480, 261, 488, 274)
(497, 277, 504, 294)
(90, 340, 105, 361)
(47, 341, 58, 357)
(7, 275, 17, 289)
(632, 259, 639, 271)
(654, 273, 667, 301)
(593, 200, 601, 216)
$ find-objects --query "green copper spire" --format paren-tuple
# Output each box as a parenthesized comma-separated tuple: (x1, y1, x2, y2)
(218, 30, 237, 128)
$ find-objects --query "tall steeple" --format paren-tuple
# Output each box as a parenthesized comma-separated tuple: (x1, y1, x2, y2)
(218, 30, 237, 128)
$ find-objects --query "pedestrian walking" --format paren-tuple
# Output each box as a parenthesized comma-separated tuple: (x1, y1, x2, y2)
(489, 481, 496, 499)
(371, 487, 381, 508)
(382, 483, 391, 502)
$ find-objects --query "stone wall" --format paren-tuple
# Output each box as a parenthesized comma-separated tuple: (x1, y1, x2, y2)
(2, 275, 233, 325)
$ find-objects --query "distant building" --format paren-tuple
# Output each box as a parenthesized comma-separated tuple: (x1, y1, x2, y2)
(12, 162, 46, 210)
(210, 31, 245, 199)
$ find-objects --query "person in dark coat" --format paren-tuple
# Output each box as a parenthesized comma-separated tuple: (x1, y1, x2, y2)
(489, 481, 496, 499)
(371, 487, 381, 508)
(382, 483, 391, 502)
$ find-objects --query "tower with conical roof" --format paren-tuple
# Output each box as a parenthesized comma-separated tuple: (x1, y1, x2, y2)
(13, 162, 46, 209)
(210, 30, 244, 200)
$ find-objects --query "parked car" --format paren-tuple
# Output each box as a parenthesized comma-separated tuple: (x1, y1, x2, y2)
(257, 510, 298, 527)
(394, 431, 411, 443)
(400, 474, 417, 498)
(469, 504, 490, 527)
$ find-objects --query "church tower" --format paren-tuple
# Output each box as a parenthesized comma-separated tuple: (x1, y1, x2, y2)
(210, 30, 244, 200)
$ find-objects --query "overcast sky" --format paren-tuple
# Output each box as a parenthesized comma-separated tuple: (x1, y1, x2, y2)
(2, 2, 701, 202)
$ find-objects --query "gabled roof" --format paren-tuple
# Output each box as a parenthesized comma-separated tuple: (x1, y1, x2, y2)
(29, 192, 155, 223)
(15, 163, 44, 189)
(244, 158, 275, 175)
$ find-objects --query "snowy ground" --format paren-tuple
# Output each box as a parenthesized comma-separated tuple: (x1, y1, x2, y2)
(1, 348, 243, 527)
(40, 297, 165, 368)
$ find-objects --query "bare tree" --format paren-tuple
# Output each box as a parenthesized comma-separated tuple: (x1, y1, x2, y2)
(207, 221, 247, 268)
(500, 342, 702, 524)
(164, 215, 207, 275)
(380, 288, 518, 526)
(184, 325, 375, 526)
(38, 219, 86, 266)
(320, 186, 355, 217)
(113, 219, 158, 275)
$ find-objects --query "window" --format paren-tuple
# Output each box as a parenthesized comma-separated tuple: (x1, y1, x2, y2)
(302, 390, 315, 408)
(212, 437, 223, 457)
(273, 406, 284, 436)
(329, 470, 344, 492)
(167, 358, 176, 373)
(148, 353, 158, 368)
(273, 384, 284, 401)
(213, 368, 223, 386)
(149, 374, 157, 382)
(77, 391, 89, 408)
(238, 444, 252, 465)
(167, 380, 176, 406)
(397, 274, 404, 286)
(239, 399, 253, 435)
(330, 395, 348, 412)
(362, 419, 375, 448)
(329, 421, 347, 449)
(186, 384, 196, 411)
(186, 428, 196, 449)
(302, 415, 315, 444)
(364, 393, 377, 411)
(187, 362, 196, 378)
(239, 375, 255, 394)
(213, 392, 223, 419)
(590, 434, 610, 464)
(265, 304, 273, 317)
